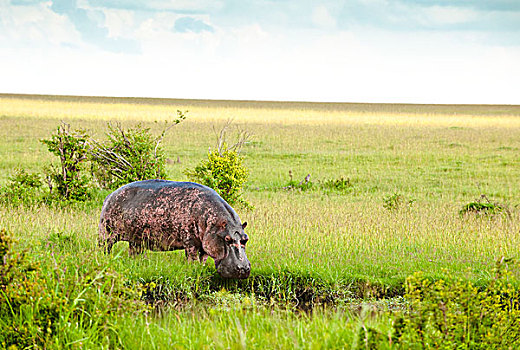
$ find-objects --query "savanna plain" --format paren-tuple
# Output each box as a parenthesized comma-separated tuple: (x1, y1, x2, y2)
(1, 94, 520, 349)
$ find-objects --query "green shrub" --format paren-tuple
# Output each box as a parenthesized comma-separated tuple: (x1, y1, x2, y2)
(392, 261, 520, 348)
(460, 202, 503, 216)
(8, 168, 42, 188)
(185, 148, 251, 208)
(460, 195, 506, 217)
(0, 229, 57, 348)
(356, 325, 390, 350)
(281, 174, 355, 193)
(383, 193, 414, 211)
(40, 123, 91, 201)
(90, 111, 186, 189)
(0, 169, 44, 205)
(321, 176, 352, 192)
(0, 228, 147, 348)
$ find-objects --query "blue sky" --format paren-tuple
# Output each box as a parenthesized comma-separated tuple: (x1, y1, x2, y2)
(1, 0, 519, 104)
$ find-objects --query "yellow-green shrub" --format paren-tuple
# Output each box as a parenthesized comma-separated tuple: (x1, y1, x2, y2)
(392, 262, 520, 348)
(185, 148, 251, 208)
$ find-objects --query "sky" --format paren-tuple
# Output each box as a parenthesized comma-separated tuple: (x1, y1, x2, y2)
(0, 0, 519, 104)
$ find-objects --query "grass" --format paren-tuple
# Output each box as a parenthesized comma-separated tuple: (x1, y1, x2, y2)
(114, 304, 388, 349)
(1, 93, 520, 348)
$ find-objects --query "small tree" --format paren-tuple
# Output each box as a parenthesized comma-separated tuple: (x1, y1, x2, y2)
(89, 110, 186, 189)
(40, 123, 91, 201)
(185, 120, 252, 208)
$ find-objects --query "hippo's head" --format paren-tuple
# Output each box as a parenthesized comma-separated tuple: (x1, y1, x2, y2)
(203, 221, 250, 279)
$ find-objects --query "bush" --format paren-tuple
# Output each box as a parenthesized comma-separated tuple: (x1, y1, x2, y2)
(185, 149, 251, 208)
(40, 123, 91, 201)
(383, 193, 414, 211)
(0, 229, 57, 348)
(460, 195, 506, 217)
(90, 111, 186, 189)
(185, 120, 251, 208)
(321, 176, 352, 192)
(0, 228, 147, 348)
(392, 260, 520, 348)
(282, 173, 354, 193)
(0, 169, 44, 205)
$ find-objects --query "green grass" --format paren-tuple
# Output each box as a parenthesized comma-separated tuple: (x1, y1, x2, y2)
(114, 304, 390, 350)
(1, 94, 520, 348)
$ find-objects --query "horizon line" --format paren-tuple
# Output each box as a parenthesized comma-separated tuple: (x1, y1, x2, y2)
(1, 92, 519, 108)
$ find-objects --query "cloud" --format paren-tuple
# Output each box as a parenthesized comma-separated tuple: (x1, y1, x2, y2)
(100, 8, 136, 38)
(47, 0, 141, 53)
(86, 0, 222, 13)
(399, 0, 520, 12)
(0, 0, 81, 48)
(420, 6, 479, 26)
(312, 5, 337, 29)
(327, 0, 520, 49)
(174, 16, 214, 33)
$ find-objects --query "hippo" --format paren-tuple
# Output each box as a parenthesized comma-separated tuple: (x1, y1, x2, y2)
(98, 180, 251, 279)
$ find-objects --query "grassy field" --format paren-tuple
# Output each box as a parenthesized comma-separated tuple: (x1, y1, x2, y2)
(1, 94, 520, 348)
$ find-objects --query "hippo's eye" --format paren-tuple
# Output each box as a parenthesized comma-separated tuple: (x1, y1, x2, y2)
(240, 237, 248, 246)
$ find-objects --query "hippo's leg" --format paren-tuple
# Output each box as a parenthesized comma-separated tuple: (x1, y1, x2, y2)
(100, 237, 117, 254)
(98, 221, 117, 254)
(199, 251, 209, 264)
(128, 241, 144, 256)
(183, 234, 203, 262)
(185, 245, 200, 262)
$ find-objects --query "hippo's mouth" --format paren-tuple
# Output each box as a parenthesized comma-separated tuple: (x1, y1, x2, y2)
(215, 260, 251, 279)
(213, 248, 251, 279)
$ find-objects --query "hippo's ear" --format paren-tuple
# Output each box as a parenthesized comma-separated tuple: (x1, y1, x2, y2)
(242, 222, 247, 229)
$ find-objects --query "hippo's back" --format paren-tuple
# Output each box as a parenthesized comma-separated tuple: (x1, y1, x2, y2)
(115, 179, 215, 194)
(103, 180, 217, 207)
(101, 179, 239, 223)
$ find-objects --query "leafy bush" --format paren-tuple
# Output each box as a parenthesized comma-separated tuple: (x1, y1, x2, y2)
(4, 114, 186, 205)
(8, 168, 42, 188)
(460, 202, 503, 215)
(283, 173, 354, 193)
(185, 120, 251, 208)
(0, 228, 147, 348)
(91, 123, 165, 189)
(90, 111, 186, 189)
(185, 149, 251, 208)
(0, 169, 44, 205)
(0, 229, 57, 348)
(40, 122, 91, 201)
(460, 195, 506, 217)
(321, 176, 352, 192)
(383, 193, 414, 211)
(392, 260, 520, 348)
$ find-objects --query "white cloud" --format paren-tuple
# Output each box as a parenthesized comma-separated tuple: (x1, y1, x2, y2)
(422, 6, 479, 26)
(138, 0, 223, 12)
(0, 1, 81, 47)
(312, 5, 337, 29)
(101, 8, 136, 38)
(134, 12, 218, 57)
